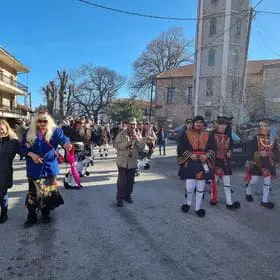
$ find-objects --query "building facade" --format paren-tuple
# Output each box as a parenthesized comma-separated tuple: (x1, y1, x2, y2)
(194, 0, 250, 121)
(155, 59, 280, 127)
(0, 47, 29, 126)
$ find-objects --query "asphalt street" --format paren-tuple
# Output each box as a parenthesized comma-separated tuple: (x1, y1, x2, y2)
(0, 143, 280, 280)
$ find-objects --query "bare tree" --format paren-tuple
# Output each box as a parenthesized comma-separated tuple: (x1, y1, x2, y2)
(42, 81, 57, 115)
(57, 71, 68, 119)
(73, 65, 126, 121)
(130, 26, 193, 98)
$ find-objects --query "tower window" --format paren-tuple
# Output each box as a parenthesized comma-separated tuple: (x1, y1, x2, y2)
(206, 79, 213, 96)
(236, 18, 241, 36)
(208, 49, 216, 66)
(211, 0, 218, 5)
(209, 17, 217, 36)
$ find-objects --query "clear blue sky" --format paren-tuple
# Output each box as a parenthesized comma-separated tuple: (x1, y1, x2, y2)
(0, 0, 279, 107)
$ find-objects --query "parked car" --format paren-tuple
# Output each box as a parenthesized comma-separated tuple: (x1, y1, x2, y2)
(231, 132, 250, 165)
(167, 124, 185, 141)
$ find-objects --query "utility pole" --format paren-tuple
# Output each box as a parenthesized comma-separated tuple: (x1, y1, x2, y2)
(240, 7, 254, 124)
(149, 79, 155, 122)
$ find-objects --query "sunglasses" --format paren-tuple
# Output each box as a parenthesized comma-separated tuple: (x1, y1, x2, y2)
(37, 119, 48, 124)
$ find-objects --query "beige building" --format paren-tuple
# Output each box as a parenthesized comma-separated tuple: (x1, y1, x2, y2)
(0, 47, 30, 126)
(155, 59, 280, 127)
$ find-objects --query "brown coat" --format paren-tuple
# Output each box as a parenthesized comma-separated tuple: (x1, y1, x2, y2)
(115, 129, 145, 169)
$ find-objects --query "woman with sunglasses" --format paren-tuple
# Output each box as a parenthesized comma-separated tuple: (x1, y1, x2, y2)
(21, 110, 72, 227)
(0, 120, 20, 224)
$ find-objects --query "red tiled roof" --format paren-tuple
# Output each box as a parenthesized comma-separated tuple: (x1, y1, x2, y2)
(156, 59, 280, 79)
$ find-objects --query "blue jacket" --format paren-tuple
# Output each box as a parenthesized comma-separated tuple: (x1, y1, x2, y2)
(21, 128, 69, 179)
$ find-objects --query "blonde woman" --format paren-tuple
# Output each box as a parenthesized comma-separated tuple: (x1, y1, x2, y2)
(21, 110, 71, 227)
(0, 120, 20, 224)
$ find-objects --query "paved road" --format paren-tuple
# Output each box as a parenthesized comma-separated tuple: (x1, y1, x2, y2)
(0, 144, 280, 280)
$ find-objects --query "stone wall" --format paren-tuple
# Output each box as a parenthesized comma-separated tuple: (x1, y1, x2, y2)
(155, 77, 193, 128)
(263, 65, 280, 116)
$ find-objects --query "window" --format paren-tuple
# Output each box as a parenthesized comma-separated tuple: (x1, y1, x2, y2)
(211, 0, 218, 5)
(233, 49, 240, 66)
(205, 110, 212, 121)
(209, 17, 217, 36)
(206, 79, 213, 96)
(167, 87, 175, 104)
(10, 75, 14, 86)
(236, 18, 241, 36)
(0, 70, 3, 81)
(187, 87, 192, 105)
(208, 49, 216, 66)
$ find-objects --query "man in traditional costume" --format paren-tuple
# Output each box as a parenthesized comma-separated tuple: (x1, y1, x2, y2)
(244, 119, 280, 209)
(210, 116, 240, 209)
(177, 116, 215, 217)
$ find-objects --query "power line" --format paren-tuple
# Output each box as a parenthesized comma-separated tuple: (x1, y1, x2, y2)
(255, 10, 280, 16)
(257, 30, 280, 57)
(254, 0, 264, 9)
(77, 0, 197, 21)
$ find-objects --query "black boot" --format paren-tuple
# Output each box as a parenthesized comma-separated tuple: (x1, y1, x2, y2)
(41, 208, 51, 223)
(0, 207, 8, 224)
(246, 194, 253, 202)
(195, 209, 206, 218)
(124, 195, 133, 204)
(116, 199, 123, 207)
(24, 214, 38, 228)
(181, 204, 190, 213)
(226, 201, 241, 210)
(261, 202, 275, 209)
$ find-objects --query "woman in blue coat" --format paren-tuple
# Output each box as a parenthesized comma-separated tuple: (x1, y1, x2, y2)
(21, 110, 71, 227)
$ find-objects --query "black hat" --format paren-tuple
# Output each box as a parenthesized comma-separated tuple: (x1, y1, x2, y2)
(185, 118, 193, 124)
(193, 115, 205, 123)
(217, 115, 233, 124)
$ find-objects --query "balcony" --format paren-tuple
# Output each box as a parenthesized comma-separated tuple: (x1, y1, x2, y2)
(0, 104, 28, 119)
(0, 72, 28, 96)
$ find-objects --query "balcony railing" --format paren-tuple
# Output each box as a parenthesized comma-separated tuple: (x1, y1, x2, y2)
(0, 104, 27, 116)
(0, 72, 28, 93)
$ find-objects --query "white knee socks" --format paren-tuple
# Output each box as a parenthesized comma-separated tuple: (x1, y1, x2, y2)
(224, 186, 233, 205)
(195, 182, 205, 211)
(262, 185, 270, 203)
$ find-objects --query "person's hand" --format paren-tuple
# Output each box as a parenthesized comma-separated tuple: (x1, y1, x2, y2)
(200, 154, 208, 162)
(190, 154, 198, 161)
(63, 143, 72, 152)
(31, 154, 43, 164)
(227, 152, 232, 158)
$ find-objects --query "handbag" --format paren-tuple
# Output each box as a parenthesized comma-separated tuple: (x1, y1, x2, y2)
(44, 138, 64, 164)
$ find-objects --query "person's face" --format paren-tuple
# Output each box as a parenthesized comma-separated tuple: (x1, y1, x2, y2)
(36, 114, 48, 130)
(0, 124, 8, 138)
(76, 122, 82, 129)
(261, 123, 270, 135)
(144, 123, 150, 130)
(194, 120, 204, 130)
(213, 121, 218, 129)
(128, 123, 136, 132)
(186, 122, 193, 130)
(217, 123, 227, 133)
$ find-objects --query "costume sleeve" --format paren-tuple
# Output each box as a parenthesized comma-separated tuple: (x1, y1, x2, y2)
(177, 134, 192, 165)
(20, 130, 32, 156)
(249, 136, 258, 162)
(206, 132, 216, 161)
(273, 139, 280, 164)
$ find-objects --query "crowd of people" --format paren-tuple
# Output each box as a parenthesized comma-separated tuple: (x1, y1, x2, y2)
(0, 110, 278, 227)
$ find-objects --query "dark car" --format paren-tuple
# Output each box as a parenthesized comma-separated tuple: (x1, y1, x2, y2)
(167, 124, 185, 141)
(231, 132, 250, 165)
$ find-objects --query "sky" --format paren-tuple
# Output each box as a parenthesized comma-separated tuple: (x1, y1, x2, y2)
(0, 0, 280, 108)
